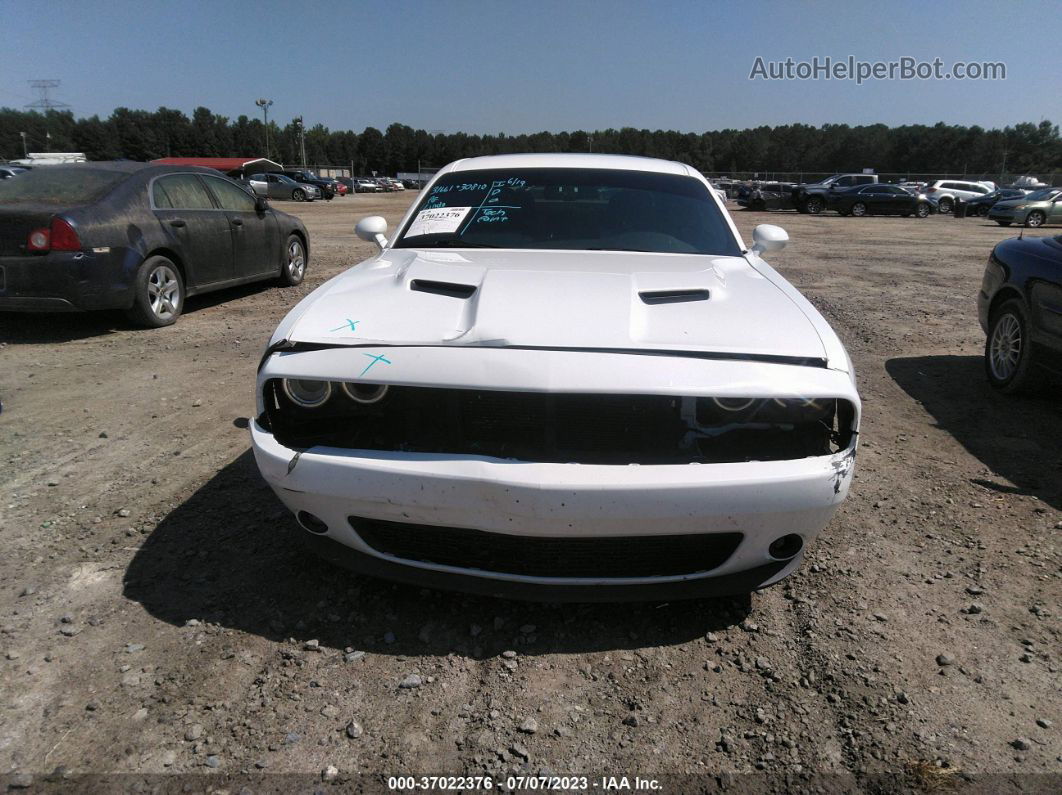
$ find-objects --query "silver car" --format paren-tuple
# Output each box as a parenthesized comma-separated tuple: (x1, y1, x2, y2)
(247, 172, 320, 202)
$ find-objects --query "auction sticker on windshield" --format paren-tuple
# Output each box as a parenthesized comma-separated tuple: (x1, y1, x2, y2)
(405, 206, 472, 237)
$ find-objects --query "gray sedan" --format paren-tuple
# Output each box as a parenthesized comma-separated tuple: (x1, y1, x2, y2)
(247, 172, 320, 202)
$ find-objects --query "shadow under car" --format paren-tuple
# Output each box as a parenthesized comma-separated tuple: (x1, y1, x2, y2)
(122, 449, 751, 658)
(886, 355, 1061, 510)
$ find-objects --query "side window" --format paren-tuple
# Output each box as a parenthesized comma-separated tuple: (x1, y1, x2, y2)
(153, 181, 174, 208)
(267, 175, 279, 183)
(154, 174, 215, 210)
(836, 176, 854, 187)
(204, 176, 257, 212)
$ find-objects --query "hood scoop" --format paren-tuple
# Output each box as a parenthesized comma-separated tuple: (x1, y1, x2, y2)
(410, 279, 477, 299)
(639, 288, 710, 305)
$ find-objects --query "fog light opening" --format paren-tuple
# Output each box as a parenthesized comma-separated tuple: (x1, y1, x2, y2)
(296, 510, 329, 535)
(768, 534, 803, 560)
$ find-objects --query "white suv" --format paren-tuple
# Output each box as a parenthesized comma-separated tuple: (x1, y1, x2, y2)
(924, 180, 993, 214)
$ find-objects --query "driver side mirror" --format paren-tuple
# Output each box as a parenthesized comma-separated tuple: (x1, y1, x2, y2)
(751, 224, 789, 255)
(355, 215, 388, 250)
(255, 196, 268, 212)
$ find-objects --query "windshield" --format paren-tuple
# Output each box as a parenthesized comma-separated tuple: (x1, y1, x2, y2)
(393, 168, 740, 255)
(1023, 187, 1060, 201)
(0, 167, 126, 205)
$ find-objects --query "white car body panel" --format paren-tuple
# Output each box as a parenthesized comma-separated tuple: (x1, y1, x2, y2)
(275, 249, 828, 361)
(252, 153, 861, 599)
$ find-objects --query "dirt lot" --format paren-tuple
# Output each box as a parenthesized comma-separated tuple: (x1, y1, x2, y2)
(1, 193, 1059, 791)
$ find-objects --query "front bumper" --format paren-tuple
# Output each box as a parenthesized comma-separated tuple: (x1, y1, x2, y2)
(250, 346, 860, 598)
(252, 418, 855, 595)
(0, 249, 136, 312)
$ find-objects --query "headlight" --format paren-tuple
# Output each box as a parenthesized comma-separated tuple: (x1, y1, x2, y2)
(712, 397, 757, 412)
(282, 378, 332, 408)
(341, 382, 389, 404)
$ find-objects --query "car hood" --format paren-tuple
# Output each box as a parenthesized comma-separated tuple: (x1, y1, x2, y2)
(281, 249, 828, 361)
(993, 198, 1034, 209)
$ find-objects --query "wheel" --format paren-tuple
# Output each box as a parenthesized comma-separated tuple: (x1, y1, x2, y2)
(292, 189, 306, 202)
(915, 202, 930, 218)
(996, 221, 1012, 227)
(279, 234, 307, 286)
(1025, 210, 1046, 228)
(751, 198, 766, 211)
(126, 255, 184, 328)
(985, 299, 1043, 393)
(851, 202, 867, 217)
(977, 205, 990, 217)
(804, 196, 825, 214)
(938, 198, 953, 214)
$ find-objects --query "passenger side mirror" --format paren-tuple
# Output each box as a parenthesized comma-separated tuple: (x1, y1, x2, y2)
(255, 196, 268, 212)
(751, 224, 788, 255)
(355, 215, 388, 250)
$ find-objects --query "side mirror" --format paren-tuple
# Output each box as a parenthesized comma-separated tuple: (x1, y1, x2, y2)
(355, 215, 388, 250)
(751, 224, 788, 255)
(255, 196, 268, 212)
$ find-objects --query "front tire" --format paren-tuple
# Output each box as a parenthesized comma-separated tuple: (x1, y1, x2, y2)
(1025, 210, 1046, 228)
(805, 196, 825, 214)
(279, 234, 307, 286)
(126, 256, 184, 328)
(938, 198, 954, 214)
(985, 299, 1042, 394)
(851, 202, 868, 217)
(915, 203, 930, 218)
(292, 189, 306, 202)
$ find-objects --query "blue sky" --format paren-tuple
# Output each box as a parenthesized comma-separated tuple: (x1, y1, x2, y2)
(2, 0, 1058, 134)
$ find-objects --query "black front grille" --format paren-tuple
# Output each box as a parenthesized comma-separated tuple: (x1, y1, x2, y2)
(350, 515, 743, 578)
(264, 382, 850, 465)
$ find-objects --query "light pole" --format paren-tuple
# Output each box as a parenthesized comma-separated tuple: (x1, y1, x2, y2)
(255, 98, 273, 158)
(294, 116, 307, 167)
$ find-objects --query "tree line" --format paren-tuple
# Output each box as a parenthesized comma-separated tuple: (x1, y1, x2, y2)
(1, 105, 1059, 179)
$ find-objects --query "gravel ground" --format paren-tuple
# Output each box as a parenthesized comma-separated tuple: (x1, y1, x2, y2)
(1, 193, 1059, 792)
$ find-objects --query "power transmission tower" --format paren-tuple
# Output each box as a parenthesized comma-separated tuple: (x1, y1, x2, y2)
(26, 80, 70, 112)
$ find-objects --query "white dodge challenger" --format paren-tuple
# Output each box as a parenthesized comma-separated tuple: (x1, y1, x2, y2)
(251, 154, 860, 601)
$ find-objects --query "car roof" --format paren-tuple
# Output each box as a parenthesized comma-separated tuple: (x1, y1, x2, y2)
(443, 153, 694, 177)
